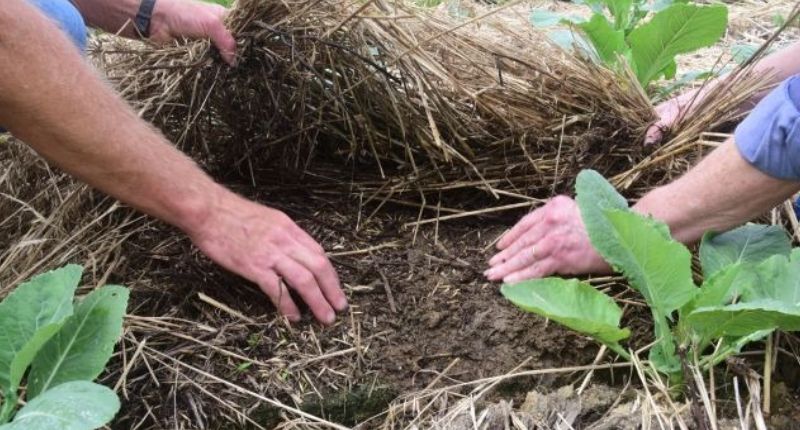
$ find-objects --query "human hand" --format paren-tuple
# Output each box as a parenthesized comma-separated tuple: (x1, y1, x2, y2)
(149, 0, 236, 65)
(188, 196, 348, 325)
(644, 91, 698, 145)
(484, 196, 610, 283)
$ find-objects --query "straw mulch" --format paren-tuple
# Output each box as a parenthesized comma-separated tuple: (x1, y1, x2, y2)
(94, 0, 744, 205)
(2, 0, 797, 428)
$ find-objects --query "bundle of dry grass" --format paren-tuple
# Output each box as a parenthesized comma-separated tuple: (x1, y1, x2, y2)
(95, 0, 686, 206)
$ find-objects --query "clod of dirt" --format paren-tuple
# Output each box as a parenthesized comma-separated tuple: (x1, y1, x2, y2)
(586, 397, 653, 430)
(520, 385, 581, 427)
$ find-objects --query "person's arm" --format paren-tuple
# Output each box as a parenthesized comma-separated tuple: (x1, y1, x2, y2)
(484, 139, 799, 283)
(487, 75, 800, 283)
(646, 41, 800, 144)
(71, 0, 236, 65)
(0, 0, 346, 324)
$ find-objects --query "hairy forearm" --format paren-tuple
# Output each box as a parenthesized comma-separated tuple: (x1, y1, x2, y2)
(633, 138, 800, 243)
(0, 0, 230, 235)
(71, 0, 145, 38)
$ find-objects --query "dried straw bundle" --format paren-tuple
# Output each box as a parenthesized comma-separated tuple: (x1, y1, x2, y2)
(95, 0, 667, 203)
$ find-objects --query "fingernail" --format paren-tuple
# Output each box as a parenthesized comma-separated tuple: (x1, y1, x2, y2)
(288, 314, 301, 323)
(325, 311, 336, 325)
(336, 298, 349, 312)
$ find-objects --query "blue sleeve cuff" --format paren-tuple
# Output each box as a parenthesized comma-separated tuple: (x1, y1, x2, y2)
(735, 75, 800, 180)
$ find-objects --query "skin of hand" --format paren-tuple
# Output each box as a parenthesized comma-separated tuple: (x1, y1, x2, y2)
(0, 0, 346, 324)
(485, 138, 800, 283)
(645, 41, 800, 145)
(72, 0, 236, 65)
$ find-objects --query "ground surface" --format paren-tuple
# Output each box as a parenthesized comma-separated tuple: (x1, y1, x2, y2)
(2, 0, 800, 429)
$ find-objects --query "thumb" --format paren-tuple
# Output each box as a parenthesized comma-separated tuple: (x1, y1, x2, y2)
(208, 23, 237, 66)
(644, 123, 665, 145)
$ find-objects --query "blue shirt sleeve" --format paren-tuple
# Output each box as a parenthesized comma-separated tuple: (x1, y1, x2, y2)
(735, 75, 800, 180)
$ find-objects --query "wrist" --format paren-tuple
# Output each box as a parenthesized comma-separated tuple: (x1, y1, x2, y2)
(147, 0, 174, 39)
(172, 181, 239, 238)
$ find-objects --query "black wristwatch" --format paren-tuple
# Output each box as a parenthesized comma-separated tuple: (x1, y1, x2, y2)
(135, 0, 157, 38)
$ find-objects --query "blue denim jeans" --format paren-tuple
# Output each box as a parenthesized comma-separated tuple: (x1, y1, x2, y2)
(29, 0, 87, 52)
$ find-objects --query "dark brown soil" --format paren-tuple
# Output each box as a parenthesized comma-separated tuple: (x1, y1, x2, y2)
(105, 165, 619, 428)
(86, 162, 799, 428)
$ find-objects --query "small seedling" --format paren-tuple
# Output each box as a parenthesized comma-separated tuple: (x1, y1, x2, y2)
(503, 170, 800, 386)
(531, 0, 728, 93)
(0, 265, 128, 429)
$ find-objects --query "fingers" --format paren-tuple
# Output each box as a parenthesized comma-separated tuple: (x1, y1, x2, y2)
(497, 209, 542, 250)
(288, 240, 348, 312)
(258, 270, 301, 322)
(644, 124, 664, 145)
(489, 220, 548, 266)
(503, 258, 557, 283)
(206, 21, 237, 66)
(486, 237, 556, 282)
(275, 258, 337, 325)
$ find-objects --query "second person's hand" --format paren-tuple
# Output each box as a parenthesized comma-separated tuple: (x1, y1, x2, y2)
(149, 0, 236, 65)
(484, 196, 610, 283)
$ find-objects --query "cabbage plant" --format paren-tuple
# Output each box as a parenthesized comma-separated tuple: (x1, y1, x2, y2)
(531, 0, 728, 91)
(502, 170, 800, 382)
(0, 265, 128, 429)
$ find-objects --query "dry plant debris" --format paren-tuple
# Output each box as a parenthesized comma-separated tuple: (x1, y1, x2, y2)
(1, 0, 799, 428)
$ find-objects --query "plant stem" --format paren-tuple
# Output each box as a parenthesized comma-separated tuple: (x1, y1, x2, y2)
(0, 390, 17, 424)
(763, 333, 773, 416)
(605, 342, 632, 361)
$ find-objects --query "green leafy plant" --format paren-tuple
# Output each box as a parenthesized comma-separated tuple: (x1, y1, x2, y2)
(0, 265, 128, 429)
(530, 0, 728, 91)
(502, 170, 799, 384)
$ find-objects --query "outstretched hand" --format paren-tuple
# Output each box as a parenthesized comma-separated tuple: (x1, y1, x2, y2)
(484, 196, 610, 283)
(188, 196, 348, 325)
(149, 0, 236, 65)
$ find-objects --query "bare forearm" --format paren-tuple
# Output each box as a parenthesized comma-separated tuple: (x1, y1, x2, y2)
(633, 138, 800, 243)
(71, 0, 143, 38)
(0, 0, 229, 234)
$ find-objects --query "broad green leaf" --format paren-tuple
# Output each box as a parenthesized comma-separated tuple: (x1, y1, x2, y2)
(573, 0, 605, 14)
(575, 170, 630, 267)
(0, 265, 80, 399)
(628, 3, 728, 86)
(602, 0, 633, 29)
(661, 59, 677, 80)
(640, 0, 674, 13)
(602, 209, 696, 374)
(546, 29, 595, 58)
(0, 381, 119, 430)
(603, 209, 696, 314)
(530, 10, 585, 27)
(686, 300, 800, 340)
(578, 14, 627, 64)
(742, 250, 800, 305)
(28, 286, 129, 398)
(682, 264, 750, 316)
(687, 252, 800, 340)
(501, 278, 630, 346)
(699, 224, 791, 278)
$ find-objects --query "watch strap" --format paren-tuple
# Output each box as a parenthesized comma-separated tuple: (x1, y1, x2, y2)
(134, 0, 157, 38)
